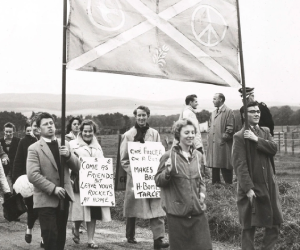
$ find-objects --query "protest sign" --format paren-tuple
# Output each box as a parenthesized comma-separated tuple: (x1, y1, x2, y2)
(128, 142, 165, 199)
(80, 157, 115, 206)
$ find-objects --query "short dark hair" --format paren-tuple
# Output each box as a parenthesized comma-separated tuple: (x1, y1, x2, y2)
(241, 101, 259, 114)
(173, 119, 196, 141)
(80, 119, 98, 133)
(36, 112, 54, 127)
(185, 95, 197, 105)
(3, 122, 16, 131)
(133, 106, 150, 117)
(66, 116, 82, 134)
(216, 93, 225, 103)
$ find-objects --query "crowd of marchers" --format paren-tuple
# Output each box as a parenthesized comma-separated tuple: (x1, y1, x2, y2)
(0, 87, 282, 250)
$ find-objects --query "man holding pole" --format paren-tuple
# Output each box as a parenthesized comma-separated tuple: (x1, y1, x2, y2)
(27, 112, 80, 250)
(232, 101, 283, 250)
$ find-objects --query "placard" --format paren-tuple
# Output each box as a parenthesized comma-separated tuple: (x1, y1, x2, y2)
(80, 157, 115, 206)
(128, 142, 165, 199)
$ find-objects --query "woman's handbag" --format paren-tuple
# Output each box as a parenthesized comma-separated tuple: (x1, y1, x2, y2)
(70, 171, 80, 193)
(2, 193, 27, 222)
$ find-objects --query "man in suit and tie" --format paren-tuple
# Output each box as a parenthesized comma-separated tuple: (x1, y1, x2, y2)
(27, 112, 80, 250)
(206, 93, 235, 184)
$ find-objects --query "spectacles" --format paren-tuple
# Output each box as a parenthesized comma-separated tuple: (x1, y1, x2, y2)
(248, 110, 261, 114)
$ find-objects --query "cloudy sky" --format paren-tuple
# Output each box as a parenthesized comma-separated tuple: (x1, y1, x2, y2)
(1, 0, 299, 106)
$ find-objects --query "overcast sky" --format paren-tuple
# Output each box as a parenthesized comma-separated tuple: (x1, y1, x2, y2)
(1, 0, 299, 106)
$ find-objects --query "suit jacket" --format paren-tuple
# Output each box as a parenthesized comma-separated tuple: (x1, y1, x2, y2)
(27, 138, 80, 209)
(0, 137, 20, 175)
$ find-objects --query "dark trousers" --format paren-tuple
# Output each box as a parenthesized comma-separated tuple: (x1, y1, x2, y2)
(242, 225, 280, 250)
(126, 217, 165, 240)
(24, 195, 39, 229)
(212, 168, 233, 184)
(37, 200, 69, 250)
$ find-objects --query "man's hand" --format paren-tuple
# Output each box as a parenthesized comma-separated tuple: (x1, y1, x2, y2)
(54, 187, 66, 199)
(1, 157, 9, 165)
(244, 130, 258, 142)
(246, 189, 256, 204)
(59, 146, 70, 158)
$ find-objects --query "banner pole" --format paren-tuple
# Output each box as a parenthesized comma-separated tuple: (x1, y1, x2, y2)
(236, 0, 252, 176)
(60, 0, 68, 211)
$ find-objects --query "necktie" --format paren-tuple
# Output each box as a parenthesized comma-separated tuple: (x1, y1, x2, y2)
(216, 108, 219, 114)
(254, 126, 260, 136)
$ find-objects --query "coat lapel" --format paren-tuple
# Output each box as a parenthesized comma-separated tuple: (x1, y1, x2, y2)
(40, 139, 58, 170)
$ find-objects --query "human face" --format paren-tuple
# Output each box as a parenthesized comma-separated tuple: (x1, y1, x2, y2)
(213, 94, 222, 107)
(71, 119, 80, 134)
(247, 105, 261, 126)
(189, 98, 198, 109)
(247, 93, 255, 102)
(31, 121, 40, 137)
(25, 127, 32, 135)
(82, 125, 94, 142)
(179, 125, 195, 147)
(4, 127, 14, 139)
(39, 118, 56, 139)
(135, 109, 148, 127)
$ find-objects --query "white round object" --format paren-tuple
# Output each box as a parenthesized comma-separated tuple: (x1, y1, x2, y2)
(13, 175, 34, 198)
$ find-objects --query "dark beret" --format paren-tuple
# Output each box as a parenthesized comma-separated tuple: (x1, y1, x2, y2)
(238, 87, 254, 94)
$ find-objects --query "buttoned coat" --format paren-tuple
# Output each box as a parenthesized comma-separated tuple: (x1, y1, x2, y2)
(27, 138, 80, 209)
(232, 127, 283, 229)
(120, 127, 166, 219)
(0, 137, 20, 176)
(206, 104, 235, 169)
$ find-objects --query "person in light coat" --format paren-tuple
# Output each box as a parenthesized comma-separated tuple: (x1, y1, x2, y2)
(120, 106, 169, 249)
(69, 119, 111, 249)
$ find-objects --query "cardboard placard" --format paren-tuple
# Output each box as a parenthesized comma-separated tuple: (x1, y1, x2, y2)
(80, 157, 115, 206)
(128, 142, 165, 199)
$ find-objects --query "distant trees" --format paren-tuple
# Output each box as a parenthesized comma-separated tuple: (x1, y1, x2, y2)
(270, 106, 300, 125)
(0, 111, 27, 131)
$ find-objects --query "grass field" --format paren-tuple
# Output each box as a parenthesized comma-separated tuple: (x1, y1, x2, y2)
(99, 133, 300, 249)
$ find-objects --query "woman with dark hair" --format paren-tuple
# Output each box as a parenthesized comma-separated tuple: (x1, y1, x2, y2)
(155, 119, 212, 250)
(66, 116, 82, 141)
(69, 119, 111, 249)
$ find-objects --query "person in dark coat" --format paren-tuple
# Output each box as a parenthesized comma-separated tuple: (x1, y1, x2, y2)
(239, 87, 274, 136)
(0, 122, 20, 190)
(155, 119, 212, 250)
(232, 101, 283, 250)
(13, 118, 42, 246)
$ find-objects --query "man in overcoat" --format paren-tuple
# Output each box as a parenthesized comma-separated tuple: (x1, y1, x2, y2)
(120, 106, 168, 249)
(232, 101, 283, 250)
(206, 93, 235, 184)
(27, 112, 80, 250)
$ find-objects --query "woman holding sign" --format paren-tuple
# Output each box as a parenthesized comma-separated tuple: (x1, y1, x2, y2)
(155, 119, 212, 250)
(69, 120, 111, 249)
(120, 106, 169, 249)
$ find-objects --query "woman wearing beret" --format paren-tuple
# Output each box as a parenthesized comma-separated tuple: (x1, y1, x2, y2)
(155, 118, 212, 250)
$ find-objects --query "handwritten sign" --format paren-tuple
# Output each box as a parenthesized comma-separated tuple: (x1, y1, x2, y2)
(128, 142, 165, 199)
(80, 157, 115, 206)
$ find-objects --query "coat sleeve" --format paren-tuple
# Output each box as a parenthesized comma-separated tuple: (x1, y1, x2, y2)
(64, 141, 80, 172)
(120, 134, 131, 175)
(0, 161, 10, 193)
(0, 144, 8, 161)
(223, 109, 235, 141)
(27, 145, 56, 195)
(232, 134, 254, 193)
(155, 152, 171, 187)
(256, 127, 277, 156)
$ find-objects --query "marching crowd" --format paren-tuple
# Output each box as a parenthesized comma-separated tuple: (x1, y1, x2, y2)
(0, 87, 283, 250)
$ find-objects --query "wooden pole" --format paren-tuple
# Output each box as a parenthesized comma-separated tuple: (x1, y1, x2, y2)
(236, 0, 252, 176)
(60, 0, 68, 210)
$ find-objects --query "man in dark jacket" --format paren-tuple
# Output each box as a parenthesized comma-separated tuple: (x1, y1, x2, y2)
(232, 101, 283, 250)
(239, 87, 274, 136)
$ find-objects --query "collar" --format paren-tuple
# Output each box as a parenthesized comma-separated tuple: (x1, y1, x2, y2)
(41, 137, 57, 143)
(30, 132, 39, 140)
(186, 105, 196, 114)
(4, 136, 13, 140)
(216, 104, 224, 111)
(76, 133, 100, 149)
(250, 125, 259, 130)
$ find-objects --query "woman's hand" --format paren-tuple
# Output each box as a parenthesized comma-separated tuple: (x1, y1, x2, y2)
(165, 158, 172, 179)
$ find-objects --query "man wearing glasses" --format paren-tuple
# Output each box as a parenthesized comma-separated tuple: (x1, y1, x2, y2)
(232, 101, 283, 250)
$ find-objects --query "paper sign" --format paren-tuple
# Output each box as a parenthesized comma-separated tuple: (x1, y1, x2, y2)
(128, 142, 165, 199)
(80, 157, 115, 206)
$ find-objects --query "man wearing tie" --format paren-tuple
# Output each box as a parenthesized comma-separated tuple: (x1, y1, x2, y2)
(232, 101, 283, 249)
(27, 112, 80, 250)
(206, 93, 235, 184)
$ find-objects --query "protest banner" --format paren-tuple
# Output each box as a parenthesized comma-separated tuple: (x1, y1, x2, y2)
(80, 157, 115, 206)
(128, 141, 165, 199)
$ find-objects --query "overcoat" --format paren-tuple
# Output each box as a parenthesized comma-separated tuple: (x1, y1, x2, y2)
(206, 104, 235, 169)
(27, 138, 80, 208)
(69, 134, 111, 222)
(0, 137, 20, 176)
(232, 126, 283, 229)
(120, 127, 166, 219)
